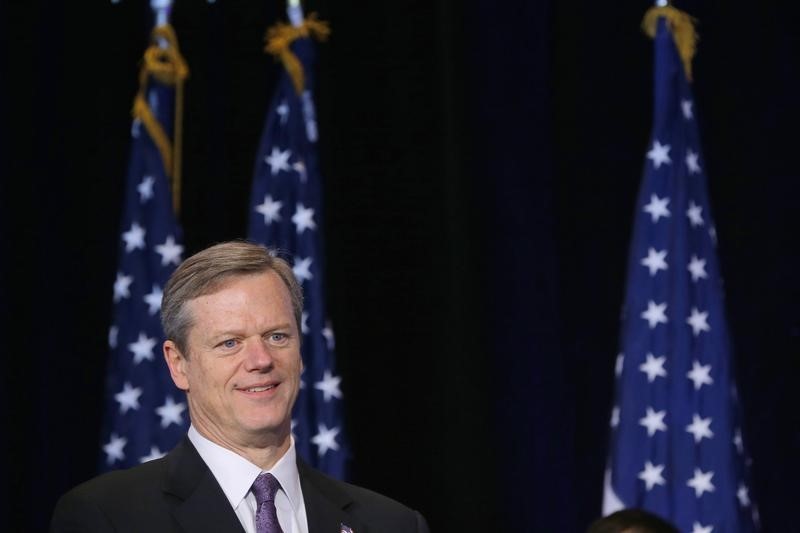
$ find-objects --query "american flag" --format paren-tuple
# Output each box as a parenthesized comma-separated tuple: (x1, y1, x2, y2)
(99, 25, 189, 471)
(602, 11, 759, 532)
(248, 7, 348, 479)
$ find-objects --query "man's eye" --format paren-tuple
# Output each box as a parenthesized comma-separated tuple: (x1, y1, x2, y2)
(221, 339, 237, 349)
(269, 333, 288, 343)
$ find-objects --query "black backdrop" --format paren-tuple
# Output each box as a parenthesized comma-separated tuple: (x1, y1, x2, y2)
(1, 0, 798, 531)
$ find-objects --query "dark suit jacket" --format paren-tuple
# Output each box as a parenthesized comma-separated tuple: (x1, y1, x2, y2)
(50, 438, 429, 533)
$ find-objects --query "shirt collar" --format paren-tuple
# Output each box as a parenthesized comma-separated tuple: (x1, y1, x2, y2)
(188, 425, 304, 514)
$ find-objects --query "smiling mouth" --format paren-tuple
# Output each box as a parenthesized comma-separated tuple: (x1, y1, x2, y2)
(244, 384, 277, 392)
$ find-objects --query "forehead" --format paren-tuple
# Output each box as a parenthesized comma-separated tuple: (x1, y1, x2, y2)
(185, 271, 294, 333)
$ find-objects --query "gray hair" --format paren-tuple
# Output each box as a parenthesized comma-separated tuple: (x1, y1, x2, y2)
(161, 241, 303, 355)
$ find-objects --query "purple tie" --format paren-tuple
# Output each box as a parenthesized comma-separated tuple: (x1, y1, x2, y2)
(251, 472, 284, 533)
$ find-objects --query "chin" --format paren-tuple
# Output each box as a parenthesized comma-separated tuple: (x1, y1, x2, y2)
(241, 416, 291, 437)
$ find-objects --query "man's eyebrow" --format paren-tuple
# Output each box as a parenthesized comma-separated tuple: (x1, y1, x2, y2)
(207, 323, 294, 339)
(204, 329, 245, 341)
(265, 323, 293, 331)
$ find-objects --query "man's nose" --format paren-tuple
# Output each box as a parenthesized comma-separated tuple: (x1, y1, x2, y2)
(243, 337, 275, 371)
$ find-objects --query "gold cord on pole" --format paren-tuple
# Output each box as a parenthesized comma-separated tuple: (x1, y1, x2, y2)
(642, 5, 698, 81)
(264, 13, 330, 95)
(132, 24, 189, 214)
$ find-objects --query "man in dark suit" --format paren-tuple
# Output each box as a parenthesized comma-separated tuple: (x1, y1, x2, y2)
(51, 242, 428, 533)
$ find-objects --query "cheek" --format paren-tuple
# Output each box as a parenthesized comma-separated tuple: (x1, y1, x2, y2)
(288, 353, 303, 374)
(190, 358, 235, 391)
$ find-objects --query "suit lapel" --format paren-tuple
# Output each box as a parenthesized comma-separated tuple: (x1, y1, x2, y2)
(298, 460, 366, 533)
(160, 439, 362, 533)
(163, 438, 245, 533)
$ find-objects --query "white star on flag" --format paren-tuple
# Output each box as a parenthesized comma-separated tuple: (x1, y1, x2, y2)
(291, 204, 317, 233)
(255, 195, 283, 225)
(311, 424, 340, 457)
(686, 200, 705, 227)
(643, 194, 671, 223)
(615, 353, 624, 377)
(113, 272, 133, 302)
(137, 175, 155, 202)
(687, 468, 715, 498)
(733, 429, 744, 454)
(322, 323, 335, 350)
(688, 255, 708, 282)
(687, 307, 710, 336)
(301, 311, 309, 335)
(638, 461, 666, 491)
(140, 446, 165, 463)
(737, 483, 751, 507)
(292, 160, 308, 183)
(155, 396, 186, 428)
(639, 353, 667, 382)
(143, 285, 163, 316)
(687, 361, 713, 390)
(292, 257, 313, 283)
(276, 101, 289, 124)
(686, 149, 702, 174)
(639, 407, 667, 437)
(114, 382, 143, 414)
(128, 332, 157, 364)
(646, 140, 672, 169)
(610, 406, 620, 428)
(155, 235, 184, 266)
(641, 300, 668, 329)
(314, 370, 343, 402)
(103, 433, 127, 465)
(708, 225, 717, 245)
(149, 91, 159, 114)
(681, 99, 694, 119)
(691, 523, 713, 533)
(265, 147, 292, 175)
(108, 325, 119, 349)
(641, 248, 668, 276)
(122, 222, 146, 252)
(686, 414, 714, 443)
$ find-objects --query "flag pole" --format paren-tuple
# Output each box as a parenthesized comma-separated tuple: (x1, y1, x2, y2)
(151, 0, 172, 30)
(148, 0, 185, 216)
(287, 0, 304, 27)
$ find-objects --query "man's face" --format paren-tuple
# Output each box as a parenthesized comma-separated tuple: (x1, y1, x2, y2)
(164, 271, 302, 449)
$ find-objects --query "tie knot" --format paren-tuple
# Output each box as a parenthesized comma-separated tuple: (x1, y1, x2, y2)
(251, 472, 281, 505)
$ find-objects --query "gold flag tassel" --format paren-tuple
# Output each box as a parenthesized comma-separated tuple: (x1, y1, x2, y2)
(642, 4, 698, 81)
(132, 24, 189, 214)
(264, 13, 330, 95)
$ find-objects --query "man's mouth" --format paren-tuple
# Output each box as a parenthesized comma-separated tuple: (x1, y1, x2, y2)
(245, 384, 277, 393)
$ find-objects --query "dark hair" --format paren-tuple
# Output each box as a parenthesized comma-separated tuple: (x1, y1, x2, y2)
(587, 509, 679, 533)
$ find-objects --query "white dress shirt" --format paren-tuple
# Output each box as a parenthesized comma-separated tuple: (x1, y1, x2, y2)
(188, 426, 309, 533)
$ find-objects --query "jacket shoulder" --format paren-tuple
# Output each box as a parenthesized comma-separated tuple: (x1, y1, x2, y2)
(50, 458, 169, 532)
(300, 463, 429, 532)
(62, 456, 167, 500)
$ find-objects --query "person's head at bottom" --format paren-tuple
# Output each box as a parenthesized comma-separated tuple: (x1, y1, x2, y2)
(162, 240, 304, 469)
(587, 509, 679, 533)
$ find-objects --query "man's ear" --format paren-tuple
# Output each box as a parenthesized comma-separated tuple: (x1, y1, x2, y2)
(164, 340, 190, 391)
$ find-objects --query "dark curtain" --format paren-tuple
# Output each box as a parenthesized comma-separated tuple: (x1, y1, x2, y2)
(1, 1, 797, 531)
